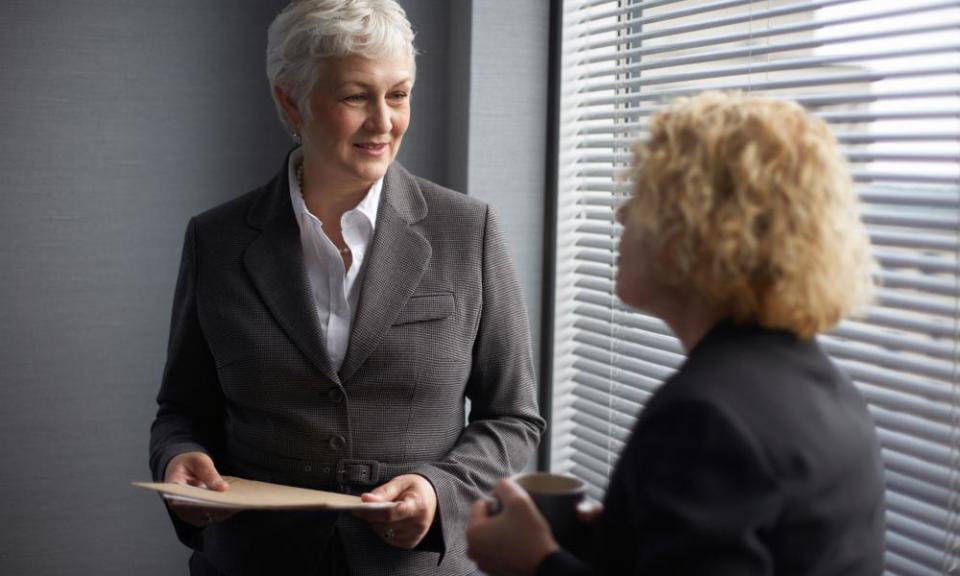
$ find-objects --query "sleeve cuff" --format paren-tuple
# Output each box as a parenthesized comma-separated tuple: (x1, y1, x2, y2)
(408, 466, 455, 564)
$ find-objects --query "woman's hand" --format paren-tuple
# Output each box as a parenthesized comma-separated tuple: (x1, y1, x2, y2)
(466, 478, 559, 576)
(164, 451, 236, 527)
(353, 474, 437, 549)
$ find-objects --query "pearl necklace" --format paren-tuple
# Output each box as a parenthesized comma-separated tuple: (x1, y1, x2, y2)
(296, 162, 351, 256)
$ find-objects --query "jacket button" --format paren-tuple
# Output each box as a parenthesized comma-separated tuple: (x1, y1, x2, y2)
(327, 388, 344, 404)
(329, 435, 346, 451)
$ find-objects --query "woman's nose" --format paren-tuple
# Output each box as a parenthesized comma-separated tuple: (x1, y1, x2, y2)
(365, 100, 392, 133)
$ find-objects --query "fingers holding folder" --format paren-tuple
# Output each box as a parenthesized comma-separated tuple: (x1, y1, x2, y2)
(162, 451, 235, 527)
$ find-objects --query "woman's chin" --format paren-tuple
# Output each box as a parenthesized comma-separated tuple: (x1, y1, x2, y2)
(616, 284, 658, 316)
(615, 283, 638, 308)
(349, 161, 390, 184)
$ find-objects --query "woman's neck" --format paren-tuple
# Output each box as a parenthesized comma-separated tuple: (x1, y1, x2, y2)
(298, 161, 371, 223)
(657, 295, 728, 353)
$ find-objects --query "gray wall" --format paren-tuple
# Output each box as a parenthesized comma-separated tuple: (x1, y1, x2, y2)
(395, 0, 472, 192)
(0, 2, 292, 574)
(466, 0, 550, 364)
(0, 1, 547, 574)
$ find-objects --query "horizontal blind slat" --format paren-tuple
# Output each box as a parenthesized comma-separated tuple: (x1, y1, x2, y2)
(567, 0, 759, 39)
(884, 470, 952, 514)
(820, 338, 956, 383)
(575, 0, 960, 63)
(570, 0, 621, 12)
(573, 185, 960, 210)
(870, 405, 956, 448)
(575, 130, 960, 149)
(851, 379, 955, 425)
(574, 234, 960, 268)
(573, 337, 680, 379)
(575, 317, 686, 354)
(580, 21, 960, 80)
(571, 408, 634, 440)
(571, 400, 635, 440)
(877, 428, 955, 469)
(578, 107, 960, 125)
(883, 551, 942, 576)
(567, 417, 627, 455)
(585, 206, 960, 231)
(579, 43, 960, 93)
(572, 360, 660, 401)
(571, 0, 864, 52)
(571, 381, 643, 419)
(884, 530, 949, 574)
(570, 451, 614, 482)
(571, 272, 959, 318)
(578, 66, 960, 108)
(568, 88, 960, 117)
(571, 353, 668, 395)
(885, 491, 950, 537)
(828, 321, 956, 361)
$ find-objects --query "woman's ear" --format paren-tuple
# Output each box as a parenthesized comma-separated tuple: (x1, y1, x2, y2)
(273, 84, 304, 130)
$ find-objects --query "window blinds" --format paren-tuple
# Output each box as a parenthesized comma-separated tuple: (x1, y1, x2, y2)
(548, 1, 960, 574)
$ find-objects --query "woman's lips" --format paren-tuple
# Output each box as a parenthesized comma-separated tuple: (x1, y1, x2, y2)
(354, 142, 388, 156)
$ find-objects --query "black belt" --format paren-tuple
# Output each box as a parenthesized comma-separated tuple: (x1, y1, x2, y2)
(225, 438, 417, 491)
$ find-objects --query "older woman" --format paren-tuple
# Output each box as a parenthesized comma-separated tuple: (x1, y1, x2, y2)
(149, 1, 544, 574)
(466, 92, 886, 575)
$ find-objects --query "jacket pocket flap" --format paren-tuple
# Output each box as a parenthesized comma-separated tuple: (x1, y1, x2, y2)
(393, 292, 456, 326)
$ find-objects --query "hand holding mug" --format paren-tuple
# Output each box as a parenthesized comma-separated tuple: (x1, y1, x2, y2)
(466, 477, 559, 576)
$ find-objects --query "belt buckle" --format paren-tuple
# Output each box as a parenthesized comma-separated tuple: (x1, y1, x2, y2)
(336, 459, 380, 486)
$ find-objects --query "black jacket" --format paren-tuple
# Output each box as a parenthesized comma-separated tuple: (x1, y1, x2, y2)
(540, 320, 886, 575)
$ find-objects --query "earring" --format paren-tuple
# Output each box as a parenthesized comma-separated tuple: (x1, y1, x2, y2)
(291, 128, 302, 144)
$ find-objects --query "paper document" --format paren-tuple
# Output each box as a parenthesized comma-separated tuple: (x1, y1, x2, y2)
(133, 476, 396, 511)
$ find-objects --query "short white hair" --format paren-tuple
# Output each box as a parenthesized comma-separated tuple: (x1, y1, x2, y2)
(266, 0, 417, 136)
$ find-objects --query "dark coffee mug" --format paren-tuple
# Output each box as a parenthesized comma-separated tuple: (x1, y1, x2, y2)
(511, 472, 589, 556)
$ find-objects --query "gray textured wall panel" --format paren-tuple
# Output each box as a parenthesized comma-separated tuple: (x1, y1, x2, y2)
(397, 0, 471, 193)
(468, 1, 550, 365)
(0, 2, 293, 573)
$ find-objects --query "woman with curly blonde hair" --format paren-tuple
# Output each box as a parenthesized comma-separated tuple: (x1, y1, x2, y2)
(467, 92, 886, 575)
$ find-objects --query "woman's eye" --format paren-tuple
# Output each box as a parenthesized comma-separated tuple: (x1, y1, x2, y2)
(344, 94, 367, 103)
(388, 91, 408, 101)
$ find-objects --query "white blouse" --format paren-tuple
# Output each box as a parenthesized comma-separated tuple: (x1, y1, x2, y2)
(287, 148, 382, 372)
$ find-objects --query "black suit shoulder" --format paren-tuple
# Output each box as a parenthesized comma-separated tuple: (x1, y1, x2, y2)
(594, 321, 886, 576)
(659, 322, 839, 411)
(649, 322, 879, 485)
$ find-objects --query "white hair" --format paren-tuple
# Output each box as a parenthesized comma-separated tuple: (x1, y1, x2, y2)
(266, 0, 417, 137)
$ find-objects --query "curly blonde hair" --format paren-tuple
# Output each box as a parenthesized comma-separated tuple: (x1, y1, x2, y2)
(627, 92, 874, 339)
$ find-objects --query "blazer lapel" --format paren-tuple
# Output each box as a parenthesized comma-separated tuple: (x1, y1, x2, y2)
(243, 160, 339, 384)
(339, 163, 431, 383)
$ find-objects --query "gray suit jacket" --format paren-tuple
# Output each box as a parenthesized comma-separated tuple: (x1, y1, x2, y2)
(149, 157, 545, 575)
